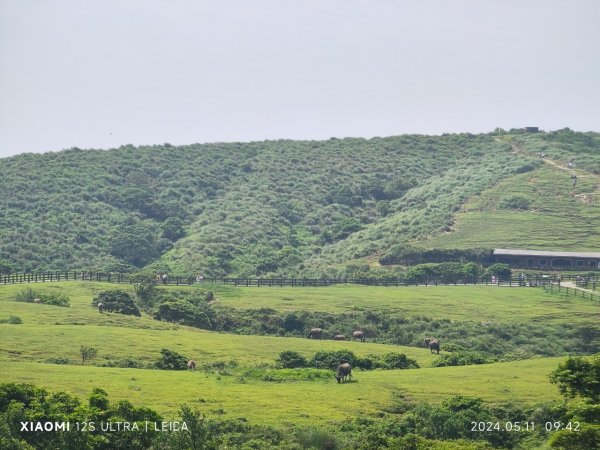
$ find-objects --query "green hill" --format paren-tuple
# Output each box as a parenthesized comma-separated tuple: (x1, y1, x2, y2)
(1, 129, 599, 276)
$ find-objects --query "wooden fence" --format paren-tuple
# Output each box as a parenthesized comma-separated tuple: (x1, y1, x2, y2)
(0, 271, 560, 288)
(543, 284, 600, 303)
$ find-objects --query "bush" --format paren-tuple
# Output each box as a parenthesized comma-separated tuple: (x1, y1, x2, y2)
(308, 350, 375, 370)
(296, 427, 344, 450)
(14, 288, 70, 307)
(14, 288, 36, 303)
(155, 298, 215, 329)
(431, 351, 491, 367)
(46, 357, 71, 365)
(549, 356, 600, 401)
(100, 358, 145, 369)
(39, 291, 70, 307)
(92, 290, 140, 316)
(155, 348, 189, 370)
(276, 351, 307, 369)
(485, 263, 512, 279)
(499, 195, 531, 210)
(376, 353, 419, 370)
(0, 315, 22, 324)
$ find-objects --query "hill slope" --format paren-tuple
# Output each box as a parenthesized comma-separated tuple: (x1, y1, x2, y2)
(0, 130, 598, 275)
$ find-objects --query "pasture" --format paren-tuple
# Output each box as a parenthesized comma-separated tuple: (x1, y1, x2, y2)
(421, 164, 600, 251)
(0, 359, 562, 426)
(0, 281, 595, 427)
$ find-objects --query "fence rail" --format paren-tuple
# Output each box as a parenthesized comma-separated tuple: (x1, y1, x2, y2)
(0, 271, 563, 288)
(543, 284, 600, 303)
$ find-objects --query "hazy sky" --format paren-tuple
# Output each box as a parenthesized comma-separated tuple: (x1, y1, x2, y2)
(1, 0, 599, 158)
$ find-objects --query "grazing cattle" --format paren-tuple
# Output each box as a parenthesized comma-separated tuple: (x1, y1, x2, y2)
(97, 302, 104, 313)
(423, 337, 432, 348)
(187, 360, 196, 371)
(33, 298, 42, 304)
(429, 339, 440, 354)
(307, 328, 323, 339)
(333, 334, 346, 341)
(335, 363, 352, 383)
(352, 331, 365, 342)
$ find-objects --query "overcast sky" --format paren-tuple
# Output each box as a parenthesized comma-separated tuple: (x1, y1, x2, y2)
(1, 0, 599, 158)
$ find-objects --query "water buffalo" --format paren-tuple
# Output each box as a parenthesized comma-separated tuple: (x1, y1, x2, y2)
(333, 334, 346, 340)
(429, 339, 440, 354)
(307, 328, 323, 339)
(352, 331, 365, 342)
(335, 363, 352, 383)
(187, 360, 196, 371)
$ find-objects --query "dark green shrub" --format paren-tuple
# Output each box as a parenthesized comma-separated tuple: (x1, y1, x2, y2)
(276, 351, 307, 368)
(92, 289, 140, 316)
(308, 350, 375, 370)
(14, 288, 36, 302)
(155, 298, 215, 329)
(46, 357, 71, 365)
(155, 348, 188, 370)
(100, 358, 145, 369)
(14, 288, 69, 307)
(377, 353, 419, 370)
(499, 195, 531, 210)
(296, 427, 343, 450)
(39, 291, 70, 307)
(0, 315, 22, 324)
(485, 263, 512, 279)
(431, 351, 491, 367)
(549, 355, 600, 401)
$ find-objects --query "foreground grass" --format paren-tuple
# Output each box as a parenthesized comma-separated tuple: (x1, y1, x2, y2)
(0, 358, 563, 427)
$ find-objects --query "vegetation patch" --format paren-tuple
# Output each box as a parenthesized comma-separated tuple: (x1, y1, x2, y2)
(14, 287, 70, 307)
(0, 315, 22, 324)
(92, 289, 140, 316)
(154, 348, 189, 370)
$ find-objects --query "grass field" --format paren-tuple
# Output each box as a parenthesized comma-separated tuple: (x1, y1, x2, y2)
(0, 281, 595, 427)
(206, 283, 600, 325)
(420, 163, 600, 251)
(0, 359, 562, 426)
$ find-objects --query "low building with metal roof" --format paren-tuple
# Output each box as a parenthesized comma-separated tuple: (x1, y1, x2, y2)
(493, 248, 600, 269)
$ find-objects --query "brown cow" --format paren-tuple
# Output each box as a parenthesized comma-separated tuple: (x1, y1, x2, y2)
(335, 363, 352, 383)
(187, 360, 196, 371)
(429, 339, 440, 354)
(352, 331, 365, 342)
(307, 328, 323, 339)
(333, 334, 346, 340)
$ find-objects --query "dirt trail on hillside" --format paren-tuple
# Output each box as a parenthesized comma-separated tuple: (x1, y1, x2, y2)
(507, 141, 600, 203)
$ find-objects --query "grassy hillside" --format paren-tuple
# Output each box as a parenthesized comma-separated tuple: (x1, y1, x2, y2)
(1, 129, 598, 278)
(419, 143, 600, 251)
(0, 359, 562, 425)
(0, 282, 576, 420)
(2, 281, 597, 449)
(0, 133, 536, 276)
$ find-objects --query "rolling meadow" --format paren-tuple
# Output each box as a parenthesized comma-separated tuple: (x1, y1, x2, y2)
(1, 280, 598, 448)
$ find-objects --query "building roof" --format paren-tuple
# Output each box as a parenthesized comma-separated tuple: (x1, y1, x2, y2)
(493, 248, 600, 259)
